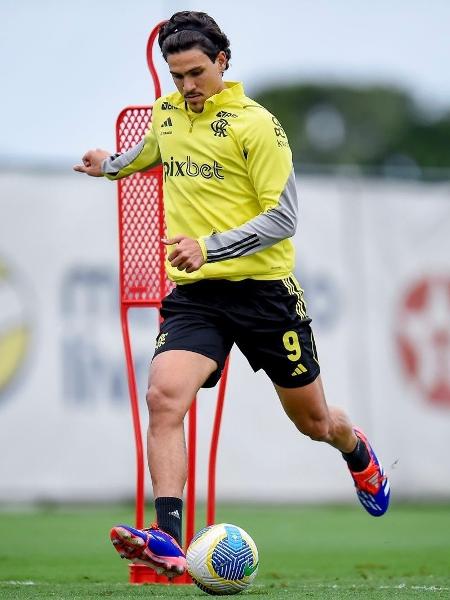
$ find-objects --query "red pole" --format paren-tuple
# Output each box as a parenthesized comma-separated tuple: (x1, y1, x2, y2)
(146, 21, 166, 100)
(120, 304, 145, 530)
(207, 357, 230, 526)
(185, 398, 197, 547)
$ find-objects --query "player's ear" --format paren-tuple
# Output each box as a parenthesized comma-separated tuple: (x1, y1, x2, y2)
(216, 51, 227, 72)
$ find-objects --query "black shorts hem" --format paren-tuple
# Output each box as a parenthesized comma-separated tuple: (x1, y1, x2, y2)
(153, 345, 221, 368)
(269, 366, 321, 389)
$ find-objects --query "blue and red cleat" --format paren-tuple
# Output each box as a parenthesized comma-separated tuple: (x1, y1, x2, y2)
(110, 523, 186, 577)
(348, 427, 390, 517)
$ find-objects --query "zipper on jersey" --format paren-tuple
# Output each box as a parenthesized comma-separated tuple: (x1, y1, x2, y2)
(188, 115, 199, 133)
(184, 105, 200, 133)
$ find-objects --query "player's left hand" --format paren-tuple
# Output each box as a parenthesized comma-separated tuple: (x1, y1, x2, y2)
(163, 235, 206, 273)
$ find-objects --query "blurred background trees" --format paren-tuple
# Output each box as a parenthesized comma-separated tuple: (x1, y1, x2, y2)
(254, 83, 450, 178)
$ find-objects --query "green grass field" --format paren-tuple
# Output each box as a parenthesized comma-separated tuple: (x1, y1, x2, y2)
(1, 503, 449, 599)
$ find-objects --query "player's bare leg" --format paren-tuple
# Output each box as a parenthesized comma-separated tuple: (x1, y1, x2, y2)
(274, 375, 357, 452)
(146, 350, 217, 498)
(110, 350, 217, 575)
(275, 374, 390, 516)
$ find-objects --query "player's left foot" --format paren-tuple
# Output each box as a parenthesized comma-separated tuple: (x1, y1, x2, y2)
(110, 523, 186, 577)
(348, 427, 390, 516)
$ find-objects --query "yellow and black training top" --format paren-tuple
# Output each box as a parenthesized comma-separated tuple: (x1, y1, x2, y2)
(103, 81, 298, 284)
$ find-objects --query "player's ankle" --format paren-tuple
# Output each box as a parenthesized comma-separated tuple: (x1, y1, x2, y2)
(342, 437, 370, 472)
(155, 496, 183, 546)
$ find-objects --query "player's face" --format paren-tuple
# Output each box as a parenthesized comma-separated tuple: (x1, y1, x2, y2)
(167, 48, 226, 113)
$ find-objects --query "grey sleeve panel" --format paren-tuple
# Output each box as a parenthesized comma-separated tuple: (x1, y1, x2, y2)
(204, 168, 298, 263)
(101, 139, 146, 175)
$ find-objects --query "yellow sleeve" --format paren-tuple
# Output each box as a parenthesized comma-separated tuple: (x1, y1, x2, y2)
(103, 123, 161, 180)
(241, 109, 293, 211)
(196, 237, 208, 261)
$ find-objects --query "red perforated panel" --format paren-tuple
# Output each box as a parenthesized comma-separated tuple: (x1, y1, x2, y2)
(116, 105, 174, 306)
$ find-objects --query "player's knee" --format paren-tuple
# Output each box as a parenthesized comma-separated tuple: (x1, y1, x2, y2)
(146, 383, 183, 424)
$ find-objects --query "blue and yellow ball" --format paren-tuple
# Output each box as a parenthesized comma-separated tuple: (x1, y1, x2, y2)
(187, 523, 259, 595)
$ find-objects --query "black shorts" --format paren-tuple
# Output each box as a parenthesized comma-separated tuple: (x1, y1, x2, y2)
(152, 277, 320, 389)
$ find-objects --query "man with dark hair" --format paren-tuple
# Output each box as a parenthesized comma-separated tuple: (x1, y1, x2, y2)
(74, 10, 390, 578)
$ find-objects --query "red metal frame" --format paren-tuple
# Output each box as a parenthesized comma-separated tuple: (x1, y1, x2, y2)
(115, 21, 230, 585)
(146, 21, 165, 100)
(207, 358, 229, 525)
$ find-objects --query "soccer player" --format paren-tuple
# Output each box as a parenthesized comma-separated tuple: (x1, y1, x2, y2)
(74, 10, 390, 577)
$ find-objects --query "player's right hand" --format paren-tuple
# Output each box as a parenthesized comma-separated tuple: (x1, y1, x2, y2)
(73, 148, 111, 177)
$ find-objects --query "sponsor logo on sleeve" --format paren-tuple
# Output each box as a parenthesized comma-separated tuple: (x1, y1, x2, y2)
(272, 116, 289, 148)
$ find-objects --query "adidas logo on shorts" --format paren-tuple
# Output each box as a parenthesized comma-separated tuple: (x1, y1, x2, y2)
(291, 363, 307, 376)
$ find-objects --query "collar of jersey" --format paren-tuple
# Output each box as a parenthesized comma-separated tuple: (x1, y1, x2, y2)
(170, 81, 244, 113)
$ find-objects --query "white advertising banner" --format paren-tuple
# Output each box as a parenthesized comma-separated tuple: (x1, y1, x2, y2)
(362, 181, 450, 497)
(1, 172, 449, 503)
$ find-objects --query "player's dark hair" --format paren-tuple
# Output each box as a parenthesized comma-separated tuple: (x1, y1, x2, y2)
(158, 11, 231, 70)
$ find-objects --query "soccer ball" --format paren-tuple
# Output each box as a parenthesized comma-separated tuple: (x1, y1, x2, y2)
(186, 523, 259, 595)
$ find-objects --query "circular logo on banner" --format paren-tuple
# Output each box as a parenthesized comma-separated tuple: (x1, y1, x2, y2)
(396, 276, 450, 407)
(0, 258, 32, 405)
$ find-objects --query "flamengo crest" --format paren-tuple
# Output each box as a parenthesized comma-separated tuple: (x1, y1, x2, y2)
(211, 118, 229, 137)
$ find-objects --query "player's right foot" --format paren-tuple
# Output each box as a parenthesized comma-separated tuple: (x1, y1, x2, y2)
(348, 427, 390, 517)
(110, 523, 186, 577)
